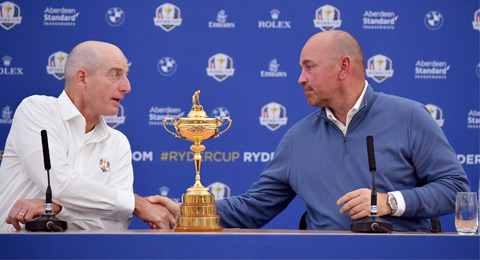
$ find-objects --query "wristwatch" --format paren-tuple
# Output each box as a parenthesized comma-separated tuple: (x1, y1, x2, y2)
(387, 192, 398, 215)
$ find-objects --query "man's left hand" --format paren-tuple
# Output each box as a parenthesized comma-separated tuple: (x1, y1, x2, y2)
(5, 199, 62, 230)
(337, 188, 391, 219)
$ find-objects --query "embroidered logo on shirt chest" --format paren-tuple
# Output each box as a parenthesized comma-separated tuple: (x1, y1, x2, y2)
(99, 158, 111, 173)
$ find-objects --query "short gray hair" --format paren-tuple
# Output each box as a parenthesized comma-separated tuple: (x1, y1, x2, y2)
(64, 43, 100, 84)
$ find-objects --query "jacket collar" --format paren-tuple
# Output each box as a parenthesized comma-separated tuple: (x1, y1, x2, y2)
(317, 84, 375, 119)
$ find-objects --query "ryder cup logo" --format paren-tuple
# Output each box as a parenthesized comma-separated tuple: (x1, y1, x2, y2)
(99, 158, 111, 173)
(153, 3, 182, 32)
(106, 7, 125, 27)
(207, 182, 231, 200)
(206, 53, 235, 82)
(425, 104, 444, 127)
(473, 9, 480, 31)
(0, 1, 22, 30)
(366, 54, 394, 83)
(104, 104, 126, 128)
(314, 5, 342, 31)
(259, 102, 288, 131)
(424, 11, 443, 30)
(46, 51, 68, 80)
(157, 57, 177, 76)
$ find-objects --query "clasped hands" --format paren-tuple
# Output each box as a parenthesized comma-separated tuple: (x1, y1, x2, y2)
(133, 194, 180, 229)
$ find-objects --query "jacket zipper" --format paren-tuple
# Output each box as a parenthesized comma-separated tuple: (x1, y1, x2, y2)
(320, 103, 368, 155)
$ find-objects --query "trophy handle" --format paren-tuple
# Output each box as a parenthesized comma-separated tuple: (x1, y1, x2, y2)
(163, 118, 179, 137)
(215, 117, 232, 138)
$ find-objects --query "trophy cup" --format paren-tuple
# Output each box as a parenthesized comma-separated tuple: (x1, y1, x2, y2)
(163, 90, 232, 232)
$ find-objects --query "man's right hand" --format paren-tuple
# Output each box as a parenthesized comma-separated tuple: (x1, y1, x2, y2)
(133, 194, 176, 229)
(146, 195, 181, 229)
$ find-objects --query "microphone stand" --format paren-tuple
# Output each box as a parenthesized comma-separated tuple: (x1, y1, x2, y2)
(351, 136, 392, 233)
(25, 130, 67, 232)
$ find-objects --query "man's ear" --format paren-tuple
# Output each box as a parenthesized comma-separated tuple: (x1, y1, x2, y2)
(338, 56, 351, 80)
(76, 69, 88, 89)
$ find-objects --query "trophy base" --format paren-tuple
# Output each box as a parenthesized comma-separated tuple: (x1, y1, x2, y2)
(174, 191, 223, 232)
(174, 225, 223, 232)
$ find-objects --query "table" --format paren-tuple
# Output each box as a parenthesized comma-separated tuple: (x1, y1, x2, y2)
(0, 229, 478, 259)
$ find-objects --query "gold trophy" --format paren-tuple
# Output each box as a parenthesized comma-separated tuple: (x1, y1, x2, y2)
(163, 90, 232, 232)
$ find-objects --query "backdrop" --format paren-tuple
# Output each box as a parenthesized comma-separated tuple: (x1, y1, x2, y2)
(0, 0, 478, 231)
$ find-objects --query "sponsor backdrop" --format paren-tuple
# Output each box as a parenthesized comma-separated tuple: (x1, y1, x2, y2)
(0, 0, 479, 231)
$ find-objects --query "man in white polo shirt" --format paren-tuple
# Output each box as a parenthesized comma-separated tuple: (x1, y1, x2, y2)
(0, 41, 176, 231)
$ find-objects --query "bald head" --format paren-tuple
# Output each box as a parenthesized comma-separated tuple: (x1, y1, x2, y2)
(305, 30, 365, 70)
(64, 41, 125, 87)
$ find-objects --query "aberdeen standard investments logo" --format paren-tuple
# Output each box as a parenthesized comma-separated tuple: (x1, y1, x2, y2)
(206, 53, 235, 82)
(259, 102, 288, 131)
(149, 106, 185, 126)
(46, 51, 68, 80)
(44, 6, 79, 27)
(366, 54, 394, 83)
(0, 1, 22, 30)
(362, 10, 398, 30)
(467, 109, 480, 129)
(154, 3, 182, 32)
(415, 60, 450, 80)
(314, 5, 342, 31)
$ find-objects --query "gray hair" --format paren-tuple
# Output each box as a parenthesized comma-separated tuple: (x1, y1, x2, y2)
(64, 43, 100, 84)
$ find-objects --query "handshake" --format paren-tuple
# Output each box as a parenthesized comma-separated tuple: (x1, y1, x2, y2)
(133, 194, 181, 229)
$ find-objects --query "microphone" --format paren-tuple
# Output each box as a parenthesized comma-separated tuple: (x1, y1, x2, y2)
(350, 136, 392, 233)
(25, 130, 68, 232)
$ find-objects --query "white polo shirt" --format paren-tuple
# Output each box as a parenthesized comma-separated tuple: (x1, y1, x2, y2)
(0, 91, 135, 231)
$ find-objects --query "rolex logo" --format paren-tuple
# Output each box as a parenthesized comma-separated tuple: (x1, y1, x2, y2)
(2, 56, 12, 67)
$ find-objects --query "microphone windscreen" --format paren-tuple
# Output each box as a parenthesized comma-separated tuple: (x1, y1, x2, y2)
(366, 135, 376, 172)
(41, 130, 51, 171)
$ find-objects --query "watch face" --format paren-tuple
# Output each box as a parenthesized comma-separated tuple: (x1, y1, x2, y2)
(388, 194, 397, 207)
(389, 196, 397, 207)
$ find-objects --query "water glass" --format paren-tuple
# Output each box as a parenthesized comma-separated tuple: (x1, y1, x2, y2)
(455, 192, 478, 235)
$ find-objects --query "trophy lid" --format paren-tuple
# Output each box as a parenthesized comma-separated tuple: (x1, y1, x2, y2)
(181, 90, 215, 122)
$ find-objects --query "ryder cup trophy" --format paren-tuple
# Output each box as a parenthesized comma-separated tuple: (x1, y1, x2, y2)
(163, 90, 232, 232)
